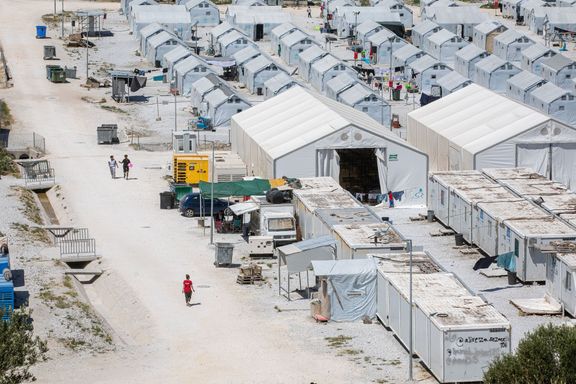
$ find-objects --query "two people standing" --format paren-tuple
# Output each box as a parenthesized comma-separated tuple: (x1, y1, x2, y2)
(107, 154, 131, 179)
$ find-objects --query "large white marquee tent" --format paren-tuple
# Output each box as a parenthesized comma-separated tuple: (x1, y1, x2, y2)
(407, 84, 576, 189)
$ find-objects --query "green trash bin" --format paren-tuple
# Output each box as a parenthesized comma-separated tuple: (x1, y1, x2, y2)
(392, 89, 401, 101)
(50, 69, 66, 83)
(45, 65, 60, 79)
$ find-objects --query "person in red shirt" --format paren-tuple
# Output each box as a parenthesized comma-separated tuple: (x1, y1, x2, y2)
(182, 274, 195, 306)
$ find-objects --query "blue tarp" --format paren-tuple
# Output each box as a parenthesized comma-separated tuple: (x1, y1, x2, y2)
(497, 251, 516, 272)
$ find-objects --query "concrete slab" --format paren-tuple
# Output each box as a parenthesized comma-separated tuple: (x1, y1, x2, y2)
(510, 297, 562, 315)
(480, 266, 508, 278)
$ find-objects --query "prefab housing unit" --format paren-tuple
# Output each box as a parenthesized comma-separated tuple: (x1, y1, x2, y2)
(184, 0, 220, 26)
(527, 82, 576, 128)
(437, 71, 472, 96)
(506, 70, 547, 103)
(527, 8, 576, 35)
(372, 0, 414, 29)
(131, 5, 193, 40)
(423, 29, 468, 65)
(540, 54, 576, 90)
(520, 43, 557, 76)
(493, 29, 535, 63)
(232, 45, 262, 84)
(454, 44, 488, 81)
(335, 7, 402, 38)
(202, 87, 252, 126)
(162, 45, 192, 80)
(474, 55, 521, 94)
(243, 55, 286, 95)
(298, 45, 328, 82)
(409, 55, 452, 95)
(219, 30, 257, 57)
(546, 252, 576, 317)
(310, 55, 358, 92)
(411, 20, 441, 49)
(368, 29, 407, 65)
(325, 72, 359, 100)
(502, 0, 523, 20)
(472, 20, 507, 53)
(426, 6, 490, 40)
(315, 207, 381, 239)
(270, 23, 299, 54)
(280, 31, 319, 66)
(331, 222, 404, 259)
(226, 6, 292, 41)
(264, 72, 297, 99)
(173, 56, 215, 96)
(138, 23, 165, 56)
(338, 84, 391, 126)
(146, 31, 186, 67)
(357, 20, 385, 49)
(210, 22, 237, 43)
(190, 73, 223, 108)
(392, 44, 425, 78)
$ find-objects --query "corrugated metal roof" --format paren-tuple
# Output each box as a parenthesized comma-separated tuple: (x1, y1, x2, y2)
(541, 54, 574, 72)
(367, 28, 397, 45)
(281, 30, 310, 47)
(427, 29, 458, 45)
(530, 82, 569, 103)
(244, 54, 274, 73)
(393, 44, 422, 62)
(412, 19, 439, 35)
(521, 43, 555, 61)
(276, 235, 336, 256)
(339, 83, 378, 105)
(264, 72, 296, 93)
(326, 72, 358, 94)
(299, 45, 327, 64)
(455, 43, 486, 62)
(474, 20, 505, 35)
(475, 55, 508, 73)
(507, 70, 546, 90)
(232, 45, 261, 65)
(232, 87, 422, 159)
(311, 54, 342, 74)
(409, 54, 439, 72)
(437, 71, 471, 91)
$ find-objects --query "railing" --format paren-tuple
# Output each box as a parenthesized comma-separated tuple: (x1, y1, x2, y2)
(59, 238, 97, 259)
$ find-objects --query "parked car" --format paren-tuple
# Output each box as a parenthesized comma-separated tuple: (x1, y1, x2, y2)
(179, 192, 231, 217)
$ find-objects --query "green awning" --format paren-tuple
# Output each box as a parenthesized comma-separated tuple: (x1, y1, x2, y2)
(199, 179, 271, 199)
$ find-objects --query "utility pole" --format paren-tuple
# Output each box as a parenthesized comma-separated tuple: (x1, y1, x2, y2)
(54, 0, 57, 17)
(61, 0, 65, 38)
(407, 238, 414, 382)
(85, 22, 89, 82)
(353, 11, 360, 41)
(389, 39, 393, 101)
(210, 142, 215, 245)
(174, 93, 177, 131)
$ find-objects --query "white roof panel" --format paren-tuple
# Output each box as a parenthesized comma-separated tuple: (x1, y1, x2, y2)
(455, 43, 487, 62)
(437, 71, 471, 91)
(530, 82, 569, 104)
(507, 70, 545, 90)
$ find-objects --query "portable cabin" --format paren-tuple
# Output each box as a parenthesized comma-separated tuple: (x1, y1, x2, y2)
(474, 55, 521, 94)
(184, 0, 220, 26)
(244, 55, 285, 95)
(219, 30, 257, 57)
(472, 20, 507, 53)
(131, 5, 193, 40)
(425, 6, 490, 40)
(373, 0, 414, 29)
(423, 29, 468, 65)
(498, 217, 576, 282)
(527, 82, 576, 127)
(546, 252, 576, 317)
(226, 5, 291, 41)
(419, 0, 456, 12)
(311, 259, 378, 322)
(190, 73, 223, 108)
(473, 199, 547, 257)
(173, 56, 215, 96)
(437, 71, 471, 96)
(210, 22, 237, 44)
(454, 43, 488, 80)
(411, 20, 441, 48)
(298, 45, 328, 82)
(270, 23, 299, 55)
(325, 72, 359, 100)
(264, 72, 298, 99)
(368, 29, 407, 65)
(338, 83, 391, 126)
(357, 20, 384, 50)
(336, 7, 402, 38)
(541, 55, 576, 90)
(128, 0, 158, 22)
(409, 55, 452, 95)
(501, 0, 524, 21)
(506, 70, 547, 103)
(392, 44, 425, 78)
(315, 207, 380, 238)
(146, 31, 186, 68)
(331, 222, 404, 259)
(280, 31, 319, 66)
(493, 29, 535, 63)
(162, 45, 192, 80)
(520, 0, 548, 23)
(310, 55, 358, 92)
(202, 87, 252, 126)
(138, 23, 165, 56)
(232, 45, 262, 83)
(527, 7, 576, 35)
(520, 43, 557, 76)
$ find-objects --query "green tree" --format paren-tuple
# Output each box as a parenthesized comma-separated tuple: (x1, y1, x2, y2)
(0, 309, 48, 384)
(484, 323, 576, 384)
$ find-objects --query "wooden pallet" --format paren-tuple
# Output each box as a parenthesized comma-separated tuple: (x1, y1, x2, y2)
(430, 229, 456, 237)
(236, 274, 263, 285)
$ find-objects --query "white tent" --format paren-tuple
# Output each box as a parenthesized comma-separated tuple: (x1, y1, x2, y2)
(335, 7, 401, 38)
(138, 23, 165, 56)
(410, 20, 441, 48)
(219, 30, 256, 57)
(173, 55, 216, 95)
(356, 20, 384, 47)
(264, 72, 298, 99)
(232, 45, 262, 83)
(211, 22, 238, 43)
(437, 71, 471, 96)
(520, 43, 557, 76)
(541, 54, 576, 90)
(501, 0, 523, 20)
(184, 0, 220, 26)
(270, 22, 299, 54)
(309, 55, 358, 92)
(505, 70, 547, 103)
(454, 43, 488, 80)
(423, 29, 468, 65)
(338, 83, 391, 126)
(226, 5, 291, 41)
(203, 87, 252, 126)
(373, 0, 413, 28)
(146, 31, 186, 67)
(527, 7, 576, 35)
(425, 6, 490, 39)
(162, 45, 192, 79)
(244, 55, 286, 95)
(409, 55, 452, 94)
(527, 82, 576, 128)
(231, 87, 428, 206)
(298, 45, 328, 82)
(407, 84, 576, 189)
(311, 259, 377, 322)
(392, 44, 425, 78)
(474, 55, 521, 94)
(280, 31, 319, 66)
(325, 72, 359, 100)
(472, 20, 507, 52)
(190, 73, 222, 108)
(131, 5, 193, 40)
(493, 29, 535, 63)
(368, 29, 407, 65)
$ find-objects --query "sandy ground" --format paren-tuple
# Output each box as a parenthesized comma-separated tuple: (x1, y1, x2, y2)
(0, 1, 433, 383)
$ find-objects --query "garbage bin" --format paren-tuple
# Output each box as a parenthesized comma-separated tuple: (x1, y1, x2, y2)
(64, 66, 77, 79)
(507, 270, 517, 285)
(159, 191, 175, 209)
(46, 65, 60, 79)
(36, 25, 47, 39)
(454, 233, 464, 246)
(392, 88, 401, 101)
(427, 210, 434, 223)
(214, 242, 234, 267)
(97, 124, 119, 144)
(43, 45, 56, 60)
(50, 68, 66, 83)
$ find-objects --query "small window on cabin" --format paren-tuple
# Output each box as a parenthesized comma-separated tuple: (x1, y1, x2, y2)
(193, 67, 199, 72)
(400, 13, 404, 16)
(559, 105, 565, 111)
(440, 190, 446, 205)
(431, 74, 437, 79)
(566, 74, 572, 79)
(562, 95, 567, 100)
(516, 47, 521, 51)
(362, 107, 368, 112)
(237, 109, 243, 113)
(206, 11, 210, 15)
(566, 271, 573, 291)
(235, 98, 240, 103)
(514, 238, 520, 257)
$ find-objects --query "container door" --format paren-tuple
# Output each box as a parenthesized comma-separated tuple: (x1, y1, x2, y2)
(526, 239, 553, 282)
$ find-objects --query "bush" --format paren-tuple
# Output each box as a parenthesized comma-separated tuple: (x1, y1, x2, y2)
(0, 309, 48, 384)
(484, 324, 576, 384)
(0, 147, 16, 176)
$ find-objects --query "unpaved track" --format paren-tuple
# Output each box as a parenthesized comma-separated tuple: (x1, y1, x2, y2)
(0, 1, 365, 382)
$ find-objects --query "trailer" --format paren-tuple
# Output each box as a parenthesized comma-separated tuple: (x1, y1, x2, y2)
(249, 195, 297, 246)
(331, 222, 404, 259)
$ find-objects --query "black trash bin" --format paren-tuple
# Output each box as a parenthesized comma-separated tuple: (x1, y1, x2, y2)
(454, 233, 464, 246)
(507, 271, 517, 285)
(160, 191, 175, 209)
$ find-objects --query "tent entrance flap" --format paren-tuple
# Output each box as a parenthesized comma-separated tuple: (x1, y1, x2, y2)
(335, 148, 380, 196)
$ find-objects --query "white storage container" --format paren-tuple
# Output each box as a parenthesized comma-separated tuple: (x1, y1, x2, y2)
(315, 207, 380, 239)
(331, 223, 404, 260)
(546, 252, 576, 317)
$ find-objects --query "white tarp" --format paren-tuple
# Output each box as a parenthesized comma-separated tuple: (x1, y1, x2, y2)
(311, 258, 377, 322)
(277, 235, 336, 274)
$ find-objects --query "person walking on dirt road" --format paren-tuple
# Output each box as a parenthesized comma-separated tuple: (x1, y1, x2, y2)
(108, 155, 118, 179)
(120, 154, 131, 179)
(182, 274, 195, 306)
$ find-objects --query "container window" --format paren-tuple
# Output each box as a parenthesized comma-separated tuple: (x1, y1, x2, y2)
(440, 190, 445, 206)
(566, 271, 572, 291)
(514, 238, 520, 257)
(268, 218, 295, 231)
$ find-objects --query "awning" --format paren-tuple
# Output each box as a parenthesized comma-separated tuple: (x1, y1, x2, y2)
(277, 235, 336, 274)
(199, 179, 271, 198)
(229, 201, 259, 215)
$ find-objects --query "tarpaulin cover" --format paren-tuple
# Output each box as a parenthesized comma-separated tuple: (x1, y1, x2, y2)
(199, 179, 271, 198)
(497, 251, 516, 272)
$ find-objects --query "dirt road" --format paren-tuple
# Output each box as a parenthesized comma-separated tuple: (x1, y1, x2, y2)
(0, 1, 368, 382)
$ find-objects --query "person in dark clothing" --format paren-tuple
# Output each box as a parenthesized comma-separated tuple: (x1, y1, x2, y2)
(120, 154, 131, 179)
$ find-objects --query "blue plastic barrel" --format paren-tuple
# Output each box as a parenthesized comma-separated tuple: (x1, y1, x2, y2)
(36, 25, 47, 38)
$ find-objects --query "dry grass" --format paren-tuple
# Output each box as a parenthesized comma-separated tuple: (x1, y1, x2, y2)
(101, 105, 127, 114)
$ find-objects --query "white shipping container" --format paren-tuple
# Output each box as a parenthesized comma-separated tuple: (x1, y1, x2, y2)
(315, 207, 381, 239)
(331, 223, 404, 259)
(546, 252, 576, 317)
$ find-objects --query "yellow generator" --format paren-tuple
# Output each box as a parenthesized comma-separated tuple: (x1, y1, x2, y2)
(173, 154, 209, 185)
